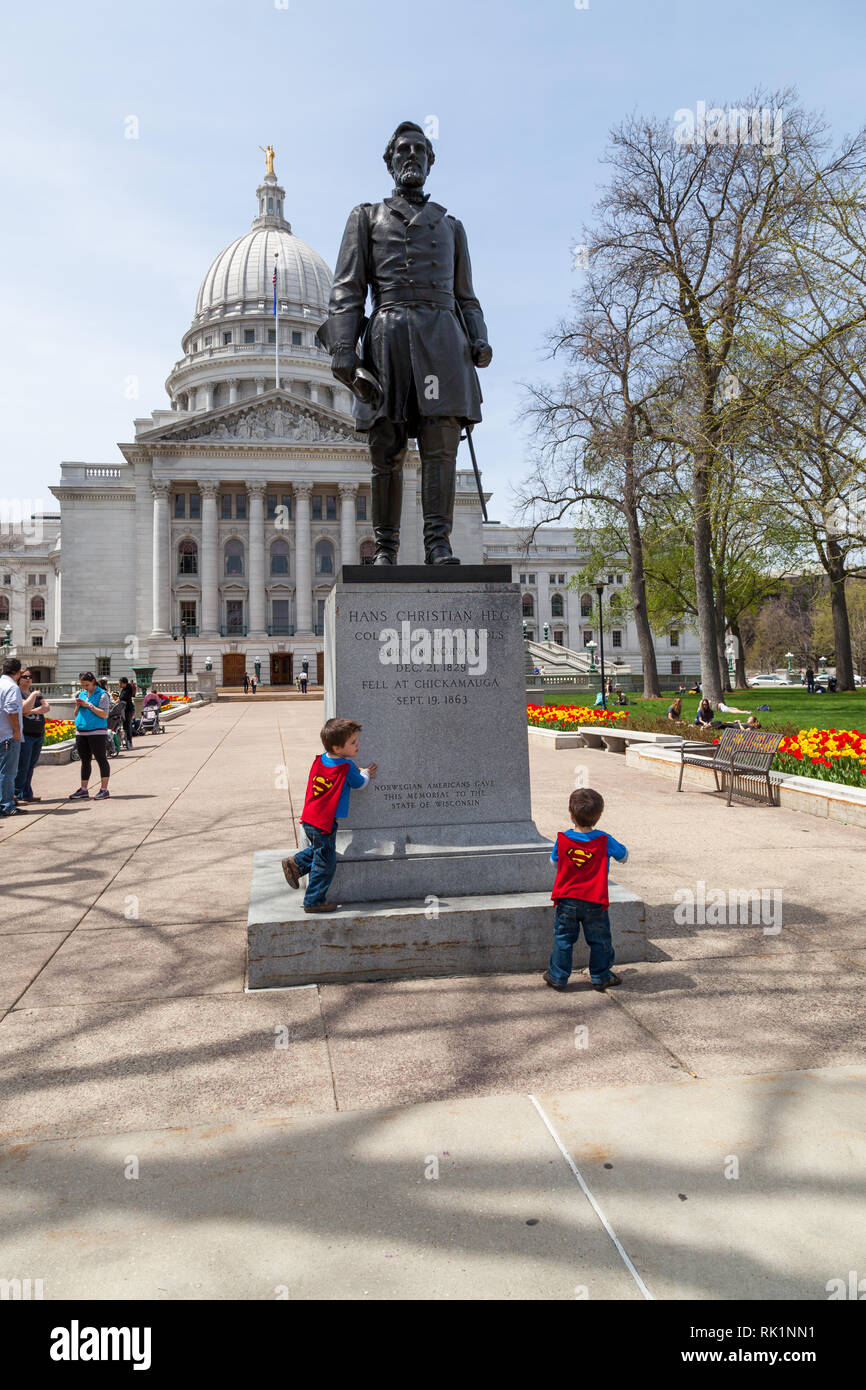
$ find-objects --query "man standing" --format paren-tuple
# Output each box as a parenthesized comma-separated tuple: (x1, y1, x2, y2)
(0, 657, 25, 817)
(118, 676, 135, 750)
(318, 121, 492, 565)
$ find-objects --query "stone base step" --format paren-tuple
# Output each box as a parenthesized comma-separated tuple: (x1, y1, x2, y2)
(247, 850, 647, 989)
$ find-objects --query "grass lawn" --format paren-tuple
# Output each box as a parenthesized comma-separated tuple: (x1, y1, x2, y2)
(535, 688, 866, 731)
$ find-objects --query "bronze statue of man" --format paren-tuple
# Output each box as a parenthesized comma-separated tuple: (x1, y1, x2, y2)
(317, 121, 492, 565)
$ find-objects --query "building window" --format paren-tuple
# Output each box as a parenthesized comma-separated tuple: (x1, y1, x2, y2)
(32, 635, 43, 647)
(522, 594, 534, 618)
(221, 493, 232, 520)
(291, 331, 302, 346)
(360, 539, 375, 565)
(519, 573, 526, 584)
(312, 496, 323, 520)
(178, 540, 198, 575)
(528, 573, 536, 584)
(174, 493, 186, 518)
(326, 494, 337, 520)
(267, 494, 277, 518)
(315, 539, 335, 576)
(671, 659, 682, 676)
(670, 630, 680, 647)
(551, 593, 564, 618)
(549, 574, 556, 584)
(178, 653, 193, 675)
(356, 495, 367, 521)
(30, 598, 45, 621)
(97, 657, 111, 677)
(0, 597, 8, 621)
(179, 600, 197, 630)
(583, 630, 594, 647)
(612, 630, 622, 648)
(616, 573, 623, 584)
(225, 539, 244, 576)
(580, 593, 592, 617)
(223, 332, 232, 345)
(554, 631, 564, 645)
(28, 574, 37, 585)
(271, 598, 291, 634)
(236, 493, 247, 520)
(2, 575, 10, 585)
(559, 574, 565, 584)
(244, 329, 255, 344)
(280, 495, 292, 521)
(607, 573, 614, 583)
(270, 539, 290, 575)
(189, 493, 201, 520)
(268, 329, 276, 344)
(225, 599, 244, 634)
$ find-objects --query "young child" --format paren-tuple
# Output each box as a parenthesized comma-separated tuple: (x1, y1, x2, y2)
(543, 787, 629, 992)
(282, 718, 377, 914)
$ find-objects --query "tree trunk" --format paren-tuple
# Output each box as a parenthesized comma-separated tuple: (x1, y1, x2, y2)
(623, 462, 661, 698)
(713, 571, 731, 693)
(827, 542, 855, 690)
(693, 450, 723, 703)
(730, 619, 748, 689)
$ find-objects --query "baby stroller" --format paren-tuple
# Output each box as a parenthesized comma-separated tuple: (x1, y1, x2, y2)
(105, 700, 126, 756)
(139, 701, 166, 735)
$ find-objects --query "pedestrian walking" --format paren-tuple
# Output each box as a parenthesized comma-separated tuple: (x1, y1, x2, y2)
(806, 666, 815, 693)
(243, 673, 250, 694)
(250, 675, 257, 695)
(15, 669, 50, 803)
(69, 671, 112, 801)
(117, 676, 135, 749)
(299, 669, 308, 695)
(0, 657, 25, 817)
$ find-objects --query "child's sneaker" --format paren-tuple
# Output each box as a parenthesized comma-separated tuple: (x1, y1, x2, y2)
(591, 971, 622, 991)
(281, 857, 301, 889)
(542, 970, 568, 991)
(68, 788, 90, 800)
(94, 789, 110, 801)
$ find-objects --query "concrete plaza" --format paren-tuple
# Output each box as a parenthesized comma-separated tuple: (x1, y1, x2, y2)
(1, 700, 864, 1299)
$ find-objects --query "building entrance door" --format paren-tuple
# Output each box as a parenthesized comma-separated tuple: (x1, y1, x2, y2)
(270, 653, 293, 685)
(316, 652, 324, 686)
(222, 653, 246, 686)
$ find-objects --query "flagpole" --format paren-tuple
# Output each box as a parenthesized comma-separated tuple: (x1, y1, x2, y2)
(273, 253, 280, 390)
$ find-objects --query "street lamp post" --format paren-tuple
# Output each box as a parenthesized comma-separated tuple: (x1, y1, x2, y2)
(2, 624, 10, 648)
(785, 651, 794, 676)
(596, 583, 606, 707)
(171, 621, 190, 698)
(586, 639, 597, 672)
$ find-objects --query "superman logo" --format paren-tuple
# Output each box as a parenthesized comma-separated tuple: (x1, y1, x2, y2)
(312, 775, 335, 798)
(566, 845, 594, 866)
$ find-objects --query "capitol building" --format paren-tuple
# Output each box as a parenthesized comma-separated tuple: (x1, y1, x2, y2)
(1, 156, 699, 688)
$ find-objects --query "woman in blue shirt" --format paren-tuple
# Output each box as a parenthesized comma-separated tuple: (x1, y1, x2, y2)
(69, 671, 112, 801)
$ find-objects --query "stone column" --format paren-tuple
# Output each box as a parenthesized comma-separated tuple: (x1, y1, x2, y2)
(200, 481, 219, 638)
(150, 482, 171, 637)
(294, 482, 313, 634)
(247, 479, 267, 637)
(227, 378, 238, 405)
(339, 483, 358, 570)
(135, 462, 154, 640)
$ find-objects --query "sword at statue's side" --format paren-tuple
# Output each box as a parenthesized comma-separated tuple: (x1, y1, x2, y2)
(454, 300, 489, 521)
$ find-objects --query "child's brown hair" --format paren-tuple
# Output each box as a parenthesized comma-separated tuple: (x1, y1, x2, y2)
(569, 787, 604, 827)
(321, 717, 361, 753)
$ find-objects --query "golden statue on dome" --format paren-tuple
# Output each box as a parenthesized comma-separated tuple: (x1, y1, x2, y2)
(259, 144, 276, 176)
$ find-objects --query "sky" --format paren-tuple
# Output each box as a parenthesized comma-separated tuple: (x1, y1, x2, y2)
(2, 0, 865, 524)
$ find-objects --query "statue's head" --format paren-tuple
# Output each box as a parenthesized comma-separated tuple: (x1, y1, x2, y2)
(383, 121, 435, 191)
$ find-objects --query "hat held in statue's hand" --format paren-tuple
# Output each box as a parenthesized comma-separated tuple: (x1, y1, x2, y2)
(352, 366, 383, 410)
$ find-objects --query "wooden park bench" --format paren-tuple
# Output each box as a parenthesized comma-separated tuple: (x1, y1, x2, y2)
(677, 728, 783, 807)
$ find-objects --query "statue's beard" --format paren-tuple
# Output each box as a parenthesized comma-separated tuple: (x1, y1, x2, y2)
(397, 163, 424, 187)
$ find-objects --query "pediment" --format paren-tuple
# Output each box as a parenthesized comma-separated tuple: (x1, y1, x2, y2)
(140, 391, 359, 445)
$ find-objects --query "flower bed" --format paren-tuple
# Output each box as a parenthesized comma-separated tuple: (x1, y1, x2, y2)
(43, 719, 75, 746)
(527, 703, 628, 731)
(775, 727, 866, 787)
(161, 695, 193, 707)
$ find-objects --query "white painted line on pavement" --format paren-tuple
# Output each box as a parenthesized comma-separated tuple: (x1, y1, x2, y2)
(528, 1093, 653, 1300)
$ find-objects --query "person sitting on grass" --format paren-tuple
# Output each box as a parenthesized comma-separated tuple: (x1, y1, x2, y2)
(667, 696, 683, 722)
(281, 718, 378, 914)
(543, 787, 629, 993)
(695, 697, 715, 728)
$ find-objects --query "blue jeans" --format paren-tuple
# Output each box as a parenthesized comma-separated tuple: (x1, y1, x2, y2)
(15, 732, 43, 799)
(548, 897, 615, 985)
(294, 820, 337, 906)
(0, 737, 21, 815)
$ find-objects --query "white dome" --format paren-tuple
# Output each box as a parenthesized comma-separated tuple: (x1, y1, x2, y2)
(195, 224, 332, 319)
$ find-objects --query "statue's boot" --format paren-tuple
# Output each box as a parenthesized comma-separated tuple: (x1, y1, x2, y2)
(369, 418, 407, 564)
(419, 417, 462, 564)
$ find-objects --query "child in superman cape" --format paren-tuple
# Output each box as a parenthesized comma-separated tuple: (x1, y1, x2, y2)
(281, 718, 377, 913)
(542, 786, 629, 992)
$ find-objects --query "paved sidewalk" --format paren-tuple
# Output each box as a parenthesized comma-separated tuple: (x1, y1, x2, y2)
(1, 701, 864, 1298)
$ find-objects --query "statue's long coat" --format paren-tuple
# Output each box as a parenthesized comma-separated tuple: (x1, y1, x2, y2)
(317, 194, 488, 432)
